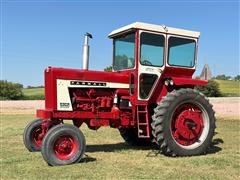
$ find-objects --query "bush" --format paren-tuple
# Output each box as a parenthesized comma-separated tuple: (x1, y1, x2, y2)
(0, 80, 24, 100)
(195, 80, 222, 97)
(104, 66, 113, 72)
(234, 75, 240, 81)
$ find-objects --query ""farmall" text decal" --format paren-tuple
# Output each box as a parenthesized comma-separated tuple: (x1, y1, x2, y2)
(70, 81, 107, 87)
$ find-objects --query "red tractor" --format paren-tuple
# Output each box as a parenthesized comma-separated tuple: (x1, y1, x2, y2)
(23, 22, 216, 166)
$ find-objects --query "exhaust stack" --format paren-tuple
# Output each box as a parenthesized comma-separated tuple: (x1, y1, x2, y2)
(82, 32, 92, 70)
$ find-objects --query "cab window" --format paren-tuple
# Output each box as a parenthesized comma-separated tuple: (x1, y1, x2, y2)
(168, 37, 196, 67)
(140, 32, 165, 67)
(113, 33, 135, 71)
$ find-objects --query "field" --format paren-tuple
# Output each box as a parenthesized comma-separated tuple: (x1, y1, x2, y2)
(22, 88, 44, 100)
(1, 114, 240, 179)
(1, 98, 239, 179)
(215, 80, 240, 97)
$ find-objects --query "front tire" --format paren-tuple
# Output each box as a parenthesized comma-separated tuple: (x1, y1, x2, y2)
(152, 88, 216, 156)
(41, 124, 86, 166)
(23, 119, 43, 152)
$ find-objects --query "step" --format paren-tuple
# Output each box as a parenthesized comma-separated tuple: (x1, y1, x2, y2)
(138, 123, 148, 125)
(137, 105, 150, 138)
(138, 134, 150, 138)
(138, 111, 147, 113)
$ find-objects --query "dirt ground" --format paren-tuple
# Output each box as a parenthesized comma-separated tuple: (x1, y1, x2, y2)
(1, 100, 44, 115)
(1, 98, 239, 118)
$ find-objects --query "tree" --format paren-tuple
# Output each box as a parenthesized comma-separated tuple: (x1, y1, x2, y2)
(195, 80, 222, 97)
(27, 85, 44, 89)
(234, 75, 240, 81)
(104, 66, 113, 72)
(215, 74, 231, 80)
(0, 80, 24, 100)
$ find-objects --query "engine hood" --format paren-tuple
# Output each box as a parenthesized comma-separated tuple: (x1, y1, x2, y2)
(45, 67, 129, 84)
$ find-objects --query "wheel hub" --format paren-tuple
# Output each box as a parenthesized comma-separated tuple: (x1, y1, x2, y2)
(32, 127, 43, 147)
(172, 104, 204, 146)
(54, 136, 78, 160)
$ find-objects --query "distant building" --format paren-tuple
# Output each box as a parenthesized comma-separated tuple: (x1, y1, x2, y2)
(200, 64, 212, 80)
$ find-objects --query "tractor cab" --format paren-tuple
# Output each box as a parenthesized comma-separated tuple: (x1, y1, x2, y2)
(109, 22, 200, 102)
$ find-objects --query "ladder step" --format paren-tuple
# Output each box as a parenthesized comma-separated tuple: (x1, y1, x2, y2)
(137, 105, 150, 138)
(138, 134, 149, 138)
(138, 111, 147, 113)
(139, 123, 148, 125)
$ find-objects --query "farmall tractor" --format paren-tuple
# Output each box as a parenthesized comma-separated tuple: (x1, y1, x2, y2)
(23, 22, 216, 166)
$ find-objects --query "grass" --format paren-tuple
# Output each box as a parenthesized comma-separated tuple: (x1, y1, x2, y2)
(215, 80, 240, 97)
(1, 115, 240, 179)
(22, 88, 44, 100)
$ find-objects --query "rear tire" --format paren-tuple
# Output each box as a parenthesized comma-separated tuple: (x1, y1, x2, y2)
(152, 88, 216, 156)
(119, 127, 152, 146)
(41, 124, 86, 166)
(23, 119, 43, 152)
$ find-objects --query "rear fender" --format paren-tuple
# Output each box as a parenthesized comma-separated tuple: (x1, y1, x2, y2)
(155, 77, 207, 103)
(171, 77, 208, 86)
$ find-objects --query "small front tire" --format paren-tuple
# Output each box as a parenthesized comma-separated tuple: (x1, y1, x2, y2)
(41, 124, 86, 166)
(23, 119, 43, 152)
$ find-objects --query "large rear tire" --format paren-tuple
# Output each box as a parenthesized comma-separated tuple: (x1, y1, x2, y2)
(23, 119, 43, 152)
(41, 124, 86, 166)
(151, 88, 216, 156)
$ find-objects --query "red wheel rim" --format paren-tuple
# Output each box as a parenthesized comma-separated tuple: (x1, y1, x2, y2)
(54, 135, 78, 160)
(171, 103, 204, 146)
(32, 127, 43, 148)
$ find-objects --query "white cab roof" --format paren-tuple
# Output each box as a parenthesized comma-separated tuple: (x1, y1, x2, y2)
(109, 22, 200, 38)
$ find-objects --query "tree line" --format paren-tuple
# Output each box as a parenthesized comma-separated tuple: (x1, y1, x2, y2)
(213, 74, 240, 81)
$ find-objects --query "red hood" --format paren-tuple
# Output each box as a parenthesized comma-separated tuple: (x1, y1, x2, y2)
(44, 67, 130, 110)
(46, 67, 129, 84)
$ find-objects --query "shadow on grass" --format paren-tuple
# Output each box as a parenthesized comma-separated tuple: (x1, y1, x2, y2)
(207, 138, 223, 154)
(146, 138, 224, 157)
(80, 154, 97, 163)
(85, 137, 223, 157)
(86, 142, 157, 153)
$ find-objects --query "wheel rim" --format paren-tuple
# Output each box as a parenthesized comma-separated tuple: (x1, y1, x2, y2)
(54, 135, 78, 160)
(171, 103, 210, 150)
(32, 127, 43, 148)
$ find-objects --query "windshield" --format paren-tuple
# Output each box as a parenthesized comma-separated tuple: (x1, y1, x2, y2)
(113, 33, 135, 71)
(140, 32, 165, 67)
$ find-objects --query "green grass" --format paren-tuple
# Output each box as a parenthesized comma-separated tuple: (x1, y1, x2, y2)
(22, 88, 44, 100)
(1, 115, 240, 179)
(215, 80, 240, 97)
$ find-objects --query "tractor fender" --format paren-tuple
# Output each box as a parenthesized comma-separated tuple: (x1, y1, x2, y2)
(171, 77, 208, 86)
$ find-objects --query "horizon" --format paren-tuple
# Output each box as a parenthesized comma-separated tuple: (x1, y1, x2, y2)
(1, 1, 239, 86)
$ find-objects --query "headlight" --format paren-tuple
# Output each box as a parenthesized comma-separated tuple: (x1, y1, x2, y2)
(164, 80, 169, 86)
(165, 79, 174, 86)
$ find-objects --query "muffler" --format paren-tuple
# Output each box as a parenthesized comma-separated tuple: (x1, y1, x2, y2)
(82, 32, 92, 70)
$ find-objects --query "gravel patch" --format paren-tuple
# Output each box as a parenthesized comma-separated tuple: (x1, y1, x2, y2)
(1, 98, 239, 118)
(1, 100, 44, 114)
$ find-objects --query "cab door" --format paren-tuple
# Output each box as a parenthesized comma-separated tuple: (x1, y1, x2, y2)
(137, 31, 166, 101)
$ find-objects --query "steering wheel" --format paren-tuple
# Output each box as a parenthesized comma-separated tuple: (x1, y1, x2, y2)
(142, 60, 152, 66)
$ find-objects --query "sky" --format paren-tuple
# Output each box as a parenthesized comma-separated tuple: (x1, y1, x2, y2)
(1, 0, 239, 86)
